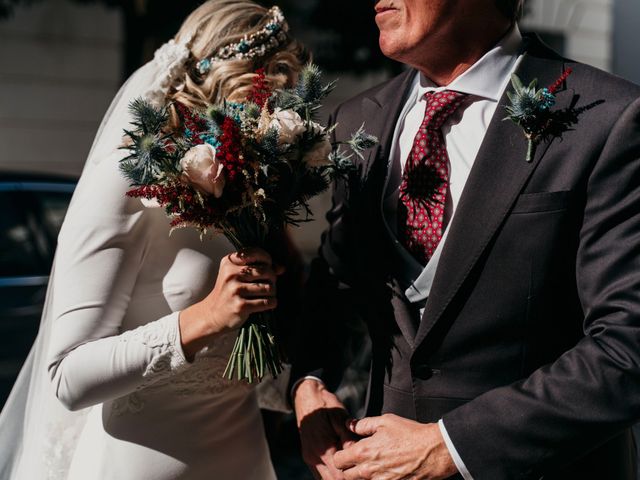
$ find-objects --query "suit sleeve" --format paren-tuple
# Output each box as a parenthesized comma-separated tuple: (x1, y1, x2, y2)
(442, 96, 640, 478)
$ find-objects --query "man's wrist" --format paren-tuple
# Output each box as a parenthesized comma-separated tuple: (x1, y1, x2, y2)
(438, 419, 474, 480)
(291, 375, 325, 401)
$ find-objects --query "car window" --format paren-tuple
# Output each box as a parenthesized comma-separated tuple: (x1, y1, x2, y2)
(32, 191, 73, 240)
(0, 192, 47, 277)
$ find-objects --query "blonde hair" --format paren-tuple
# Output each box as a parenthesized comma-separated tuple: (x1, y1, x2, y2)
(167, 0, 308, 118)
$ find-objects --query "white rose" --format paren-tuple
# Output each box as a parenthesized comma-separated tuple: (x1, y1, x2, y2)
(304, 135, 333, 167)
(269, 108, 306, 145)
(180, 144, 225, 198)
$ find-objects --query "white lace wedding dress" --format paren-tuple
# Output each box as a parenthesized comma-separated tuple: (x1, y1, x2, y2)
(0, 49, 279, 480)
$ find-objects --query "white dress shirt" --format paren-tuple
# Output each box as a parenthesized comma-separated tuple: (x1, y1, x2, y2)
(382, 26, 523, 479)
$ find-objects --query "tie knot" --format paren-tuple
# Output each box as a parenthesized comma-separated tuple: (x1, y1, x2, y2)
(421, 90, 467, 130)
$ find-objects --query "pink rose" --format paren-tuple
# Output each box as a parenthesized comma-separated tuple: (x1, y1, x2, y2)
(269, 108, 306, 145)
(180, 144, 225, 198)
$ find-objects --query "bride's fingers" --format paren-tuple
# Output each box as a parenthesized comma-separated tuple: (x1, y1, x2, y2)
(228, 248, 272, 267)
(236, 265, 278, 284)
(243, 297, 278, 313)
(237, 282, 276, 298)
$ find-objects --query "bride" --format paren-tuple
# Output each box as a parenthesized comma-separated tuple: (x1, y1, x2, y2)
(0, 1, 308, 479)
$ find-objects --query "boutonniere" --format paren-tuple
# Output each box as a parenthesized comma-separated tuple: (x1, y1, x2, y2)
(505, 68, 573, 162)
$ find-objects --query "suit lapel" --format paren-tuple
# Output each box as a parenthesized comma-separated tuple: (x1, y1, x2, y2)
(413, 37, 574, 348)
(359, 69, 418, 346)
(360, 69, 416, 178)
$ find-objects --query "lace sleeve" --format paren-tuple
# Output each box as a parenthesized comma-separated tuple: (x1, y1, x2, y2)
(48, 312, 189, 411)
(120, 313, 188, 381)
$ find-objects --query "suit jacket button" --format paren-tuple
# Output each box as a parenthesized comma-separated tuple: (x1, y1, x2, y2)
(413, 364, 433, 380)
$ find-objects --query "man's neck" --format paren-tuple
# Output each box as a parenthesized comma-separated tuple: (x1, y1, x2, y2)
(411, 22, 514, 87)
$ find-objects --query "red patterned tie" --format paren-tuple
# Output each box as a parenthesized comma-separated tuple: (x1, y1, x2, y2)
(398, 90, 467, 265)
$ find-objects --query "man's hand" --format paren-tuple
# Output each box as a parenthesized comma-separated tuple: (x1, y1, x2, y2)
(294, 379, 358, 480)
(333, 414, 458, 480)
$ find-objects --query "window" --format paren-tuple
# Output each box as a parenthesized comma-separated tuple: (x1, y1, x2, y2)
(0, 192, 46, 277)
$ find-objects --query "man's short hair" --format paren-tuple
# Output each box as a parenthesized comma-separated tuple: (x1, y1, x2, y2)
(496, 0, 524, 21)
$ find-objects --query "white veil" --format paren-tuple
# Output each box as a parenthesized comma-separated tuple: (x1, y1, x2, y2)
(0, 38, 193, 480)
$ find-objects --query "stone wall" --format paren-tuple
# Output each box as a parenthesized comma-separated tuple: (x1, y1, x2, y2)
(521, 0, 613, 71)
(0, 0, 122, 177)
(613, 0, 640, 84)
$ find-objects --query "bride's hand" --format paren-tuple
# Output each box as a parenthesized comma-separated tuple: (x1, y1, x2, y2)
(179, 247, 284, 359)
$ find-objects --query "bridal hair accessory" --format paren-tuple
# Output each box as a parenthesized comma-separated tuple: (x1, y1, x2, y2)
(196, 6, 289, 75)
(144, 6, 288, 106)
(145, 33, 194, 107)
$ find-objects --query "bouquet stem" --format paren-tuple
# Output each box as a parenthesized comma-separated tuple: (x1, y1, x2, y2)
(223, 311, 283, 382)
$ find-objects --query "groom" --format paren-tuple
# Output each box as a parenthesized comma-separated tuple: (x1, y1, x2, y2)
(292, 0, 640, 479)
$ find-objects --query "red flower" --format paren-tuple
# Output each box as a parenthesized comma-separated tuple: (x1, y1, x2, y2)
(175, 101, 208, 144)
(247, 68, 272, 109)
(217, 116, 245, 184)
(548, 68, 573, 95)
(126, 183, 225, 229)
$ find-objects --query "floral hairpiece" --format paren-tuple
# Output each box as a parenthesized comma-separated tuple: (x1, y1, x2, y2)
(196, 6, 289, 75)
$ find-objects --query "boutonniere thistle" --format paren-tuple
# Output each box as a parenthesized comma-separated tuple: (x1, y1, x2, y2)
(505, 68, 573, 162)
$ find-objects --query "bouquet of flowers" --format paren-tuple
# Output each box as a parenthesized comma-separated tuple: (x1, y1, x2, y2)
(119, 64, 377, 382)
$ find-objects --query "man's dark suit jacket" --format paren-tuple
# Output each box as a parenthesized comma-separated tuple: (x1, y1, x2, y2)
(295, 35, 640, 479)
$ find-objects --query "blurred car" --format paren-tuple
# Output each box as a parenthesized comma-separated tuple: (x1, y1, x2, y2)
(0, 173, 76, 407)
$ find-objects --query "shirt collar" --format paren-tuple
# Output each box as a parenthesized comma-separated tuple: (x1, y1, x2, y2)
(416, 24, 523, 102)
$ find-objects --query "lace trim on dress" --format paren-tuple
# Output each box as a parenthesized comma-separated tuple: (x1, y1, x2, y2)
(111, 328, 250, 415)
(120, 313, 187, 378)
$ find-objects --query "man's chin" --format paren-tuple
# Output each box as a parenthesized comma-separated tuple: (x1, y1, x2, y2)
(378, 34, 407, 62)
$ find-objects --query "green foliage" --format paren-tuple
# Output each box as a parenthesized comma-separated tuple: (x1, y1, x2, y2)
(276, 164, 332, 226)
(328, 149, 357, 174)
(272, 89, 302, 111)
(295, 64, 335, 105)
(128, 98, 168, 134)
(243, 102, 262, 119)
(206, 103, 228, 124)
(273, 64, 336, 117)
(258, 127, 281, 161)
(120, 99, 176, 185)
(346, 123, 378, 160)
